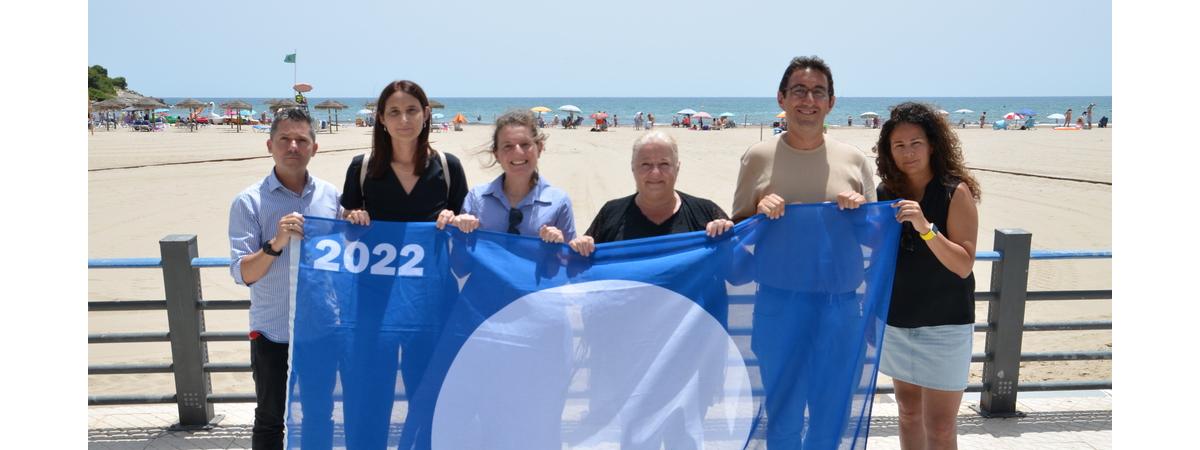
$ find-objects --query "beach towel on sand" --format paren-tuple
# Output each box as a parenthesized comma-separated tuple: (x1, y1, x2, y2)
(285, 202, 900, 449)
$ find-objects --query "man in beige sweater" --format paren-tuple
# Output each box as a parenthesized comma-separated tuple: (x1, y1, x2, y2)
(731, 56, 875, 221)
(734, 56, 878, 449)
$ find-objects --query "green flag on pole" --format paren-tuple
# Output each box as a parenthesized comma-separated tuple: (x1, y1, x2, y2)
(284, 53, 296, 63)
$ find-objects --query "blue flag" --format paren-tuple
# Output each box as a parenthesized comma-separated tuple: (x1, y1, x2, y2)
(286, 201, 900, 449)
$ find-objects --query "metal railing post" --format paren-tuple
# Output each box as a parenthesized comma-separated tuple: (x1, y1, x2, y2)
(160, 234, 214, 427)
(979, 228, 1032, 417)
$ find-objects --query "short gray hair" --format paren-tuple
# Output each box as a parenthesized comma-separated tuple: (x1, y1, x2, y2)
(631, 130, 679, 164)
(270, 107, 316, 140)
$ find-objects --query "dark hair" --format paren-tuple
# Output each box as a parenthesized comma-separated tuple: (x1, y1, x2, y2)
(369, 80, 434, 178)
(874, 102, 981, 201)
(777, 56, 835, 98)
(269, 107, 315, 140)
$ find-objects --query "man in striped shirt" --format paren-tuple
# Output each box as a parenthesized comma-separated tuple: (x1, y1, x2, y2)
(228, 107, 341, 450)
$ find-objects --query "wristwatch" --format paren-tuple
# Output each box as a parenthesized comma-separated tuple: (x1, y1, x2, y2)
(919, 223, 939, 241)
(262, 240, 283, 256)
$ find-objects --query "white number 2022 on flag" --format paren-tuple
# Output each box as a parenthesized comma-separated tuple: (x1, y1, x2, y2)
(311, 239, 425, 277)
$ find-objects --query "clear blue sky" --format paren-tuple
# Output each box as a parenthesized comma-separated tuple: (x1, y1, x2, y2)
(88, 0, 1111, 98)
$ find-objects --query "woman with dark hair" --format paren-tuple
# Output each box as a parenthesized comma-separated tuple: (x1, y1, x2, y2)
(342, 79, 468, 226)
(452, 110, 575, 242)
(338, 80, 468, 449)
(874, 101, 981, 450)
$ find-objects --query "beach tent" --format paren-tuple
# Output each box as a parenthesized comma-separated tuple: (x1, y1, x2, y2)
(314, 100, 349, 133)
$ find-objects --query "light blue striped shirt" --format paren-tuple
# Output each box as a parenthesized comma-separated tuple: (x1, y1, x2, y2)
(228, 169, 341, 343)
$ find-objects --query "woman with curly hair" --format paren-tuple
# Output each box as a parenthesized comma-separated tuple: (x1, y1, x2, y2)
(874, 101, 981, 450)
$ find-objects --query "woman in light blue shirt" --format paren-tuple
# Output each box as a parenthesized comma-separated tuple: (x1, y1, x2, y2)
(453, 110, 576, 242)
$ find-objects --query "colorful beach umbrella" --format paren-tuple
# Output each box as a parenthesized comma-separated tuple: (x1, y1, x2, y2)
(1018, 108, 1037, 117)
(1003, 112, 1023, 120)
(531, 106, 552, 113)
(591, 112, 609, 120)
(693, 111, 713, 119)
(453, 113, 467, 124)
(775, 111, 786, 118)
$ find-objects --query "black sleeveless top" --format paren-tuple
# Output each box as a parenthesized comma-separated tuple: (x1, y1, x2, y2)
(878, 178, 975, 328)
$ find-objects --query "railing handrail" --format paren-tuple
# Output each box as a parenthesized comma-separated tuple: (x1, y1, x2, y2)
(87, 231, 1112, 426)
(88, 249, 1113, 269)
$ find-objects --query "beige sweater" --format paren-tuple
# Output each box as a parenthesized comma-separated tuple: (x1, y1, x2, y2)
(731, 132, 877, 221)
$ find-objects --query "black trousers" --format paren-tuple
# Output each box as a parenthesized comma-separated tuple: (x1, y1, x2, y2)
(251, 335, 289, 450)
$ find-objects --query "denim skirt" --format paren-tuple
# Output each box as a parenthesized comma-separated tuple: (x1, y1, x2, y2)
(879, 323, 973, 391)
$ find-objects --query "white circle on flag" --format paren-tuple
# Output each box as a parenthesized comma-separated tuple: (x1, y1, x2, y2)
(432, 280, 754, 449)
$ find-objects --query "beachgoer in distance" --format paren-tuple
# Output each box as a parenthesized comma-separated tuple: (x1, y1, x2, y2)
(228, 107, 342, 450)
(1086, 103, 1095, 129)
(453, 110, 575, 242)
(979, 112, 986, 128)
(874, 101, 981, 450)
(1064, 108, 1073, 127)
(647, 112, 655, 129)
(1076, 117, 1084, 128)
(730, 55, 876, 449)
(339, 80, 468, 449)
(848, 114, 853, 127)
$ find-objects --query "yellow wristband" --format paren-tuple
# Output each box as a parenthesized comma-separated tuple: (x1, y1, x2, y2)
(919, 224, 938, 241)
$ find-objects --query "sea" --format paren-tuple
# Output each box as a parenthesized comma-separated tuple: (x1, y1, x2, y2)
(159, 96, 1112, 127)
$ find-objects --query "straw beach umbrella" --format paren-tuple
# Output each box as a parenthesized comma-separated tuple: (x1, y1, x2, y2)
(314, 100, 349, 133)
(173, 99, 208, 131)
(92, 98, 129, 130)
(264, 98, 300, 112)
(220, 100, 253, 132)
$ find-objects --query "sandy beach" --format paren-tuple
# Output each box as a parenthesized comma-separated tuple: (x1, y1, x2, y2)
(87, 122, 1112, 397)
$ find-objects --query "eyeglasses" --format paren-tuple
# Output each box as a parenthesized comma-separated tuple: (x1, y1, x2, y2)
(507, 208, 523, 234)
(785, 86, 830, 101)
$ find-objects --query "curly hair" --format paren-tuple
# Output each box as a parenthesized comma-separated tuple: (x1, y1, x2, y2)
(874, 102, 981, 201)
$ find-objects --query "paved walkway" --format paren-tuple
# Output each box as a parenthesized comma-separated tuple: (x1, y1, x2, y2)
(88, 391, 1111, 449)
